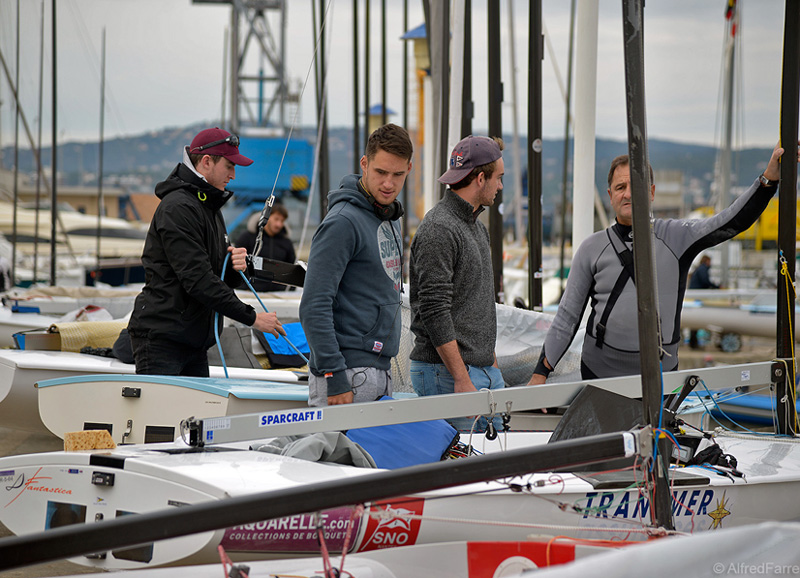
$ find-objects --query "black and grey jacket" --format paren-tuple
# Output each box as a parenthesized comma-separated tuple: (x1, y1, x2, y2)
(128, 162, 256, 350)
(541, 176, 776, 379)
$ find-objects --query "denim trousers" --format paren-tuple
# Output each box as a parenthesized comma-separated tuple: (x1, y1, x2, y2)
(409, 360, 505, 433)
(130, 335, 210, 377)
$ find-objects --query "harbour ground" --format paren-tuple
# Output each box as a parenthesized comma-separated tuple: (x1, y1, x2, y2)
(0, 336, 780, 576)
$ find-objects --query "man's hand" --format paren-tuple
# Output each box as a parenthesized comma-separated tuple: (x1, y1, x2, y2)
(252, 311, 284, 337)
(328, 391, 354, 405)
(228, 246, 248, 272)
(764, 140, 800, 182)
(454, 377, 478, 394)
(527, 373, 547, 386)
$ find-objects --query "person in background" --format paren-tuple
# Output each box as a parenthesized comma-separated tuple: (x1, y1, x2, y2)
(409, 135, 506, 433)
(236, 203, 296, 292)
(687, 255, 720, 349)
(128, 127, 284, 377)
(528, 143, 796, 385)
(300, 124, 412, 406)
(0, 255, 10, 292)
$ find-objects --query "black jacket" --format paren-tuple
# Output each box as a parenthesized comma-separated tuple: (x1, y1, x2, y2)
(128, 163, 256, 350)
(236, 228, 296, 292)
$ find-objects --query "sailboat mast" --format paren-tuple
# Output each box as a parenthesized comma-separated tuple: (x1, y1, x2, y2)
(12, 0, 20, 286)
(352, 0, 360, 173)
(620, 0, 673, 531)
(526, 0, 543, 310)
(50, 0, 57, 286)
(487, 0, 503, 302)
(776, 0, 799, 436)
(717, 4, 738, 288)
(559, 0, 577, 297)
(34, 0, 45, 284)
(95, 27, 106, 280)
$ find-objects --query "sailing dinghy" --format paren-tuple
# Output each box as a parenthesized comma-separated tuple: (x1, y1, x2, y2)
(1, 362, 799, 570)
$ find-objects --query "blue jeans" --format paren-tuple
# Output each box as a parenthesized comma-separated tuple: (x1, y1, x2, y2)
(410, 360, 505, 433)
(130, 336, 210, 377)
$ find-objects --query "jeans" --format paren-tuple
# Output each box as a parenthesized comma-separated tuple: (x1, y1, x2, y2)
(410, 360, 505, 433)
(130, 336, 210, 377)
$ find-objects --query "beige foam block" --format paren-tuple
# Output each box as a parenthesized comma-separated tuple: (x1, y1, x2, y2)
(64, 430, 117, 451)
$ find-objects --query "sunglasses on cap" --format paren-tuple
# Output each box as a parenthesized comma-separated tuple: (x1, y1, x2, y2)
(191, 134, 240, 153)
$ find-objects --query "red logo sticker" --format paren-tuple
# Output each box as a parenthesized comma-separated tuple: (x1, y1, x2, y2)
(357, 498, 424, 551)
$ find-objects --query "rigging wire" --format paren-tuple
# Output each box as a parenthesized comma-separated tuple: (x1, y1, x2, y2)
(777, 253, 798, 432)
(253, 0, 333, 258)
(61, 0, 127, 136)
(214, 251, 307, 379)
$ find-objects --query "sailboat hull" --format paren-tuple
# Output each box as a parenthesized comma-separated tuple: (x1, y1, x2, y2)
(1, 432, 798, 570)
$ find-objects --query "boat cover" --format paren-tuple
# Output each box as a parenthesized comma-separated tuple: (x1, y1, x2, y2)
(526, 521, 800, 577)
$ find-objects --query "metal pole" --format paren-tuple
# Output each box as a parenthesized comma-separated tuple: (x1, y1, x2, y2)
(50, 0, 57, 286)
(381, 0, 387, 126)
(12, 0, 20, 285)
(507, 0, 522, 244)
(221, 26, 228, 126)
(461, 0, 472, 138)
(318, 0, 330, 215)
(620, 0, 673, 531)
(776, 0, 799, 436)
(229, 5, 239, 132)
(363, 0, 371, 148)
(353, 0, 360, 172)
(487, 0, 503, 302)
(96, 27, 106, 280)
(527, 0, 543, 311)
(437, 0, 450, 201)
(717, 7, 737, 288)
(34, 0, 45, 284)
(401, 0, 409, 254)
(559, 0, 577, 296)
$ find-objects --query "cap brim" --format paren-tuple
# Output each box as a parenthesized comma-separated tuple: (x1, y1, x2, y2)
(438, 167, 471, 185)
(224, 152, 254, 167)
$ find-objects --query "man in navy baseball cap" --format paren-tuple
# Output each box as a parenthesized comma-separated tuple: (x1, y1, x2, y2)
(409, 135, 506, 434)
(438, 135, 503, 186)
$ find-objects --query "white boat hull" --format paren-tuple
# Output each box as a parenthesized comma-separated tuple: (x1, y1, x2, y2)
(37, 374, 309, 443)
(0, 349, 304, 437)
(1, 431, 798, 570)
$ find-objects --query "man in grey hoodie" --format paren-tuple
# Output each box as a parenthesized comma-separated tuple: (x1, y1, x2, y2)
(409, 135, 506, 432)
(300, 124, 412, 406)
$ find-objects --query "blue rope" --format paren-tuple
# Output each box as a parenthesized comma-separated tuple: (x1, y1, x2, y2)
(696, 379, 787, 437)
(236, 269, 309, 363)
(213, 252, 309, 379)
(649, 361, 667, 473)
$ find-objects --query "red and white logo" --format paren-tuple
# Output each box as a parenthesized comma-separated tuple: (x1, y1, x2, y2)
(357, 498, 424, 551)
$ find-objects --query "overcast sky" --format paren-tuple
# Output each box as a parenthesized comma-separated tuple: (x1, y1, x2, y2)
(0, 0, 789, 152)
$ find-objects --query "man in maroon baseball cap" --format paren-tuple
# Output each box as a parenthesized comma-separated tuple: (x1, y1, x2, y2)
(189, 127, 254, 167)
(128, 127, 283, 377)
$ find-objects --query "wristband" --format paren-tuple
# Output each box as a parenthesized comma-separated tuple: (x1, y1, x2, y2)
(534, 355, 552, 377)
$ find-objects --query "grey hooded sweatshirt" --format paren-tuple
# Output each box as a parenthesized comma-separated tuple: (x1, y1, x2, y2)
(299, 174, 403, 396)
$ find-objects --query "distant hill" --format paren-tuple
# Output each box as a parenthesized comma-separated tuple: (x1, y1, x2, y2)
(2, 123, 773, 218)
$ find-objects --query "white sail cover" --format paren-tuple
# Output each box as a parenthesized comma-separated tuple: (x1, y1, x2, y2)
(527, 521, 800, 578)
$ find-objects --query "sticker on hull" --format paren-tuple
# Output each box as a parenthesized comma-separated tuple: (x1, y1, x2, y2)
(221, 507, 361, 553)
(357, 498, 425, 551)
